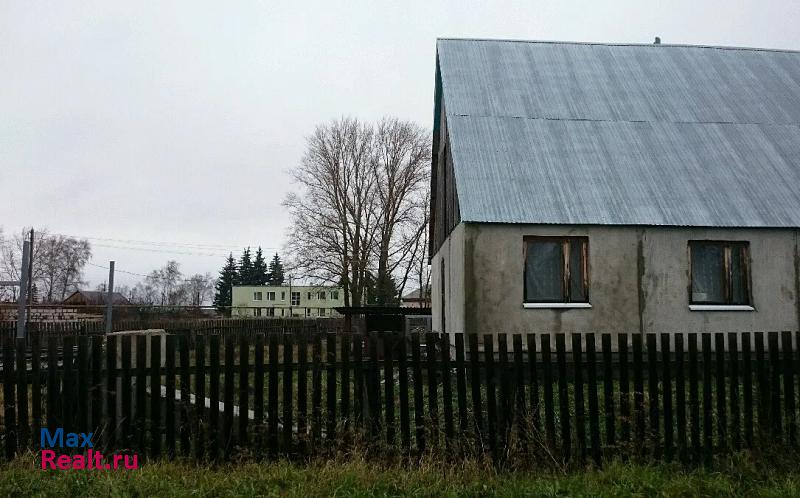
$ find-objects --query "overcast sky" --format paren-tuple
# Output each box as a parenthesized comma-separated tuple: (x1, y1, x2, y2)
(2, 0, 799, 289)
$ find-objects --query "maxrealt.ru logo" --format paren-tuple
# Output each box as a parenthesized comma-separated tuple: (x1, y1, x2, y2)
(40, 429, 139, 470)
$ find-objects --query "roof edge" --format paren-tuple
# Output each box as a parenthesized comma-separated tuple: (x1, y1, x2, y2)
(436, 37, 800, 55)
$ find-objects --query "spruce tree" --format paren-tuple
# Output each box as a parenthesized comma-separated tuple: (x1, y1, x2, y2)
(213, 254, 238, 316)
(267, 253, 285, 285)
(238, 247, 254, 285)
(252, 247, 269, 285)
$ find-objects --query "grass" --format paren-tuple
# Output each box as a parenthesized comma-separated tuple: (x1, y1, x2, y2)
(1, 452, 800, 497)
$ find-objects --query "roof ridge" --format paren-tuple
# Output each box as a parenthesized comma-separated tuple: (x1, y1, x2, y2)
(436, 37, 800, 54)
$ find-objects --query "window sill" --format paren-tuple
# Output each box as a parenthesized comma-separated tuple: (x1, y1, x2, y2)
(689, 304, 755, 312)
(523, 302, 592, 309)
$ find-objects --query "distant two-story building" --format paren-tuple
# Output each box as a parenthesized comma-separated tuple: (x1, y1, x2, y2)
(430, 38, 800, 337)
(232, 285, 344, 318)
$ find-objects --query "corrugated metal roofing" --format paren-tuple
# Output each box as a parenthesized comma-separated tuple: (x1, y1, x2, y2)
(437, 38, 800, 226)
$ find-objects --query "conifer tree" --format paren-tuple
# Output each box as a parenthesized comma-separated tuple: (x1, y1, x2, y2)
(252, 247, 269, 285)
(238, 247, 254, 285)
(213, 254, 238, 316)
(267, 253, 285, 285)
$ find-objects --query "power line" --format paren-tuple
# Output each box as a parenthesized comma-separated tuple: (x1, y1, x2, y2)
(51, 233, 279, 252)
(86, 261, 214, 283)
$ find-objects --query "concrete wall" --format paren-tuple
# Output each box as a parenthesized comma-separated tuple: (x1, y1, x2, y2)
(431, 223, 466, 335)
(439, 223, 799, 338)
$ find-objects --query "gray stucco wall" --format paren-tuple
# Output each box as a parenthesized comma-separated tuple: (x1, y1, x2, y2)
(431, 223, 465, 336)
(434, 224, 799, 338)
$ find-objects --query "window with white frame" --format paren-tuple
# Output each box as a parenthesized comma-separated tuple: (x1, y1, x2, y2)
(689, 241, 751, 305)
(291, 292, 300, 306)
(253, 291, 263, 301)
(524, 236, 589, 303)
(266, 291, 275, 301)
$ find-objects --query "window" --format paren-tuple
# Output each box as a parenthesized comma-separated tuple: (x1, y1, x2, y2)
(253, 292, 263, 301)
(307, 292, 313, 300)
(265, 308, 275, 317)
(331, 290, 339, 300)
(266, 291, 275, 301)
(319, 308, 326, 317)
(291, 292, 300, 306)
(318, 291, 326, 300)
(281, 291, 286, 301)
(305, 308, 311, 317)
(253, 308, 262, 317)
(524, 237, 589, 304)
(689, 241, 750, 305)
(281, 308, 285, 317)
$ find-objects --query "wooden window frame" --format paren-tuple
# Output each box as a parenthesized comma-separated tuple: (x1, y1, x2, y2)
(523, 236, 590, 304)
(688, 240, 751, 306)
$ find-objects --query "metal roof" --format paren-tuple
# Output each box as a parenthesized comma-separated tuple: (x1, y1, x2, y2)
(437, 38, 800, 227)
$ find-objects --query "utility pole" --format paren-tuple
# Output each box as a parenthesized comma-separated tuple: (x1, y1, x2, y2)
(16, 241, 31, 339)
(105, 261, 115, 334)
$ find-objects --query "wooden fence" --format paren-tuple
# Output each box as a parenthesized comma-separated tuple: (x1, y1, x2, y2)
(1, 330, 798, 466)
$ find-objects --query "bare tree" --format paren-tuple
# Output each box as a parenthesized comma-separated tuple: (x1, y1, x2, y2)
(284, 117, 380, 306)
(145, 260, 183, 305)
(372, 117, 431, 303)
(181, 273, 215, 306)
(284, 117, 430, 307)
(0, 227, 91, 302)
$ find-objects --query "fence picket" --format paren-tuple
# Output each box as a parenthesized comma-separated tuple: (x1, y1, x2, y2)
(239, 336, 249, 448)
(399, 333, 411, 450)
(468, 334, 482, 450)
(728, 333, 741, 450)
(556, 334, 570, 462)
(646, 334, 660, 458)
(180, 335, 190, 456)
(527, 334, 541, 440)
(484, 334, 498, 461)
(768, 332, 782, 439)
(541, 335, 555, 450)
(326, 333, 336, 442)
(426, 333, 439, 448)
(31, 334, 42, 449)
(702, 334, 713, 465)
(586, 333, 600, 465)
(572, 333, 586, 463)
(512, 334, 526, 450)
(442, 333, 454, 448)
(105, 335, 117, 450)
(675, 334, 687, 463)
(741, 333, 753, 448)
(284, 333, 295, 453)
(3, 335, 17, 458)
(269, 333, 280, 456)
(134, 335, 146, 453)
(165, 335, 176, 458)
(151, 334, 162, 459)
(209, 335, 220, 461)
(413, 333, 425, 452)
(602, 334, 615, 450)
(781, 331, 796, 445)
(194, 335, 206, 461)
(715, 333, 727, 451)
(384, 334, 396, 446)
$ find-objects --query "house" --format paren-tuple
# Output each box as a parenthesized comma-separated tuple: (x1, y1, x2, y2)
(231, 285, 345, 318)
(400, 288, 431, 308)
(62, 290, 131, 306)
(430, 38, 800, 336)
